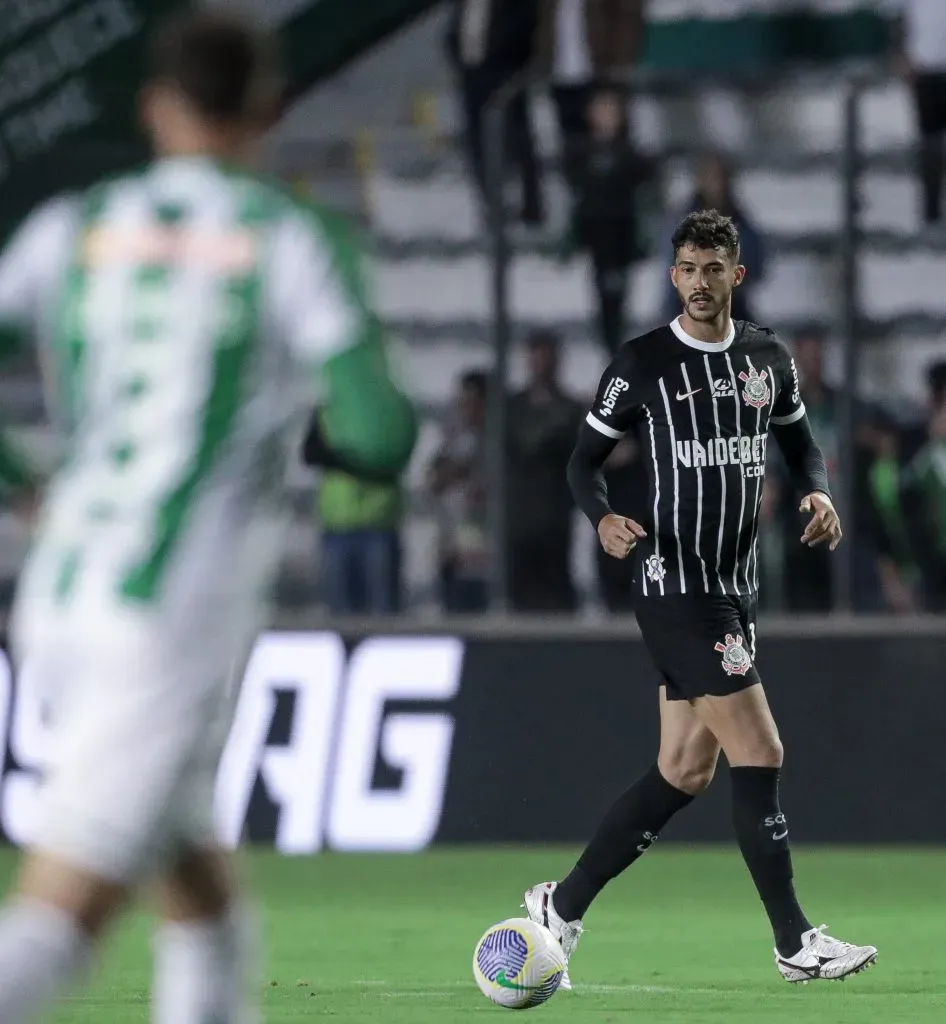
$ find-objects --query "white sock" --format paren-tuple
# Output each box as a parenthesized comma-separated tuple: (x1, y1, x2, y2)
(152, 903, 259, 1024)
(0, 897, 90, 1023)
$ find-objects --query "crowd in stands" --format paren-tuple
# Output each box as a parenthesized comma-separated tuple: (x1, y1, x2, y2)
(313, 0, 946, 617)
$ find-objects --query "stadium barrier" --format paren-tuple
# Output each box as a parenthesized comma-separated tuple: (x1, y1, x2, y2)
(0, 622, 941, 851)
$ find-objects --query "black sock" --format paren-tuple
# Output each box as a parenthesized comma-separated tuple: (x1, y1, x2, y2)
(730, 766, 813, 957)
(554, 764, 695, 921)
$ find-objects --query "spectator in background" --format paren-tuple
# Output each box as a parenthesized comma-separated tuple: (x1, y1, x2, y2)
(769, 334, 895, 613)
(428, 370, 491, 612)
(535, 0, 647, 191)
(445, 0, 544, 226)
(892, 2, 946, 230)
(300, 204, 418, 616)
(315, 404, 408, 615)
(662, 151, 766, 323)
(564, 88, 657, 354)
(861, 411, 918, 613)
(506, 330, 583, 611)
(901, 360, 946, 610)
(771, 333, 837, 611)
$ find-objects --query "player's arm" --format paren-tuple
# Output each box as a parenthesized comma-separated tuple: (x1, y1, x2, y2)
(300, 407, 401, 482)
(770, 349, 839, 550)
(568, 357, 647, 559)
(273, 205, 416, 478)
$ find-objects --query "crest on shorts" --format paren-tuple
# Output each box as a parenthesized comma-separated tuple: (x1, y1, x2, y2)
(714, 633, 752, 676)
(738, 366, 770, 409)
(644, 554, 666, 583)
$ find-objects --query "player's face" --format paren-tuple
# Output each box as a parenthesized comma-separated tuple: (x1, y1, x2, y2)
(671, 244, 746, 322)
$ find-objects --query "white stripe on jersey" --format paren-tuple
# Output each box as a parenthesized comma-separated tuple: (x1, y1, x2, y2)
(680, 362, 708, 592)
(725, 352, 745, 596)
(586, 411, 624, 439)
(658, 379, 686, 594)
(643, 405, 664, 596)
(742, 356, 767, 593)
(749, 362, 779, 590)
(770, 403, 807, 426)
(704, 354, 727, 593)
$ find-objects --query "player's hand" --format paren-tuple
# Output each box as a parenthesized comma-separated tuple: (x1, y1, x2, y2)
(598, 513, 647, 559)
(799, 492, 842, 551)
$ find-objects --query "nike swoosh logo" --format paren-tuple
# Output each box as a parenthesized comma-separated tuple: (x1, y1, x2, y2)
(495, 969, 543, 991)
(676, 388, 701, 401)
(772, 829, 789, 840)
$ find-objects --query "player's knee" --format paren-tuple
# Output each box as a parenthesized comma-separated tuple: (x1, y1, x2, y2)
(159, 846, 235, 923)
(15, 850, 129, 938)
(734, 735, 783, 769)
(658, 748, 718, 796)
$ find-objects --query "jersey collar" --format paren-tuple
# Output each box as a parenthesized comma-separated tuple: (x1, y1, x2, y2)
(670, 316, 736, 352)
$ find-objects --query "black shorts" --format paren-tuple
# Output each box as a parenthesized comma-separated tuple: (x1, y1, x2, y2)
(634, 592, 760, 701)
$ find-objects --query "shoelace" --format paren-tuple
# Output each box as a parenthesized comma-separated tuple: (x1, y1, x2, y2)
(808, 925, 855, 956)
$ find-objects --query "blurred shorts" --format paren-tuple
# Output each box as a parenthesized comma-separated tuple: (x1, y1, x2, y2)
(12, 601, 247, 884)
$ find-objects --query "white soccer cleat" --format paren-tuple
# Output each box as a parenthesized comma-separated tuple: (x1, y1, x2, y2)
(522, 882, 583, 991)
(775, 925, 878, 983)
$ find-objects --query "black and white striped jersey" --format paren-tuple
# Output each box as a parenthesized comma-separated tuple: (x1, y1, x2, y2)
(585, 317, 807, 598)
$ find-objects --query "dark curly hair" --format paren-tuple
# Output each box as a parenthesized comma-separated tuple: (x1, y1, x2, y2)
(672, 209, 740, 262)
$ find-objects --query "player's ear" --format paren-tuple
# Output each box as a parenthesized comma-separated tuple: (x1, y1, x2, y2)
(670, 264, 679, 288)
(733, 264, 747, 287)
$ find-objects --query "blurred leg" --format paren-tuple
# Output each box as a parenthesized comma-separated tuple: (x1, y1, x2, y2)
(152, 846, 259, 1024)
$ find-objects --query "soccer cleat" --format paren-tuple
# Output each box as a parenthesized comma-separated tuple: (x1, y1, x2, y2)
(775, 925, 878, 983)
(522, 882, 583, 991)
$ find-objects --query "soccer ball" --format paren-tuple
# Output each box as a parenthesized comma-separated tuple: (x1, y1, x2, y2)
(472, 917, 566, 1009)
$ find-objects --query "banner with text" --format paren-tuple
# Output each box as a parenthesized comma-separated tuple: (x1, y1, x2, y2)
(0, 629, 941, 851)
(0, 0, 190, 243)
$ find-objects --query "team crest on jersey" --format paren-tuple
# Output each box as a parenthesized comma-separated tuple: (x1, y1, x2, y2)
(738, 367, 770, 409)
(714, 633, 752, 676)
(644, 554, 666, 583)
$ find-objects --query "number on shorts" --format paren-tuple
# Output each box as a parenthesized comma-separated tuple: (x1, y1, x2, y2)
(748, 622, 757, 660)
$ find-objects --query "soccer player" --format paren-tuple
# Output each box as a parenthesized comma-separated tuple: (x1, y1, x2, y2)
(0, 12, 408, 1022)
(523, 210, 878, 987)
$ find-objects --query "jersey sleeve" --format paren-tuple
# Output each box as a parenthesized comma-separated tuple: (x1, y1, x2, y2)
(269, 204, 417, 476)
(268, 208, 360, 366)
(584, 350, 643, 440)
(0, 197, 79, 357)
(770, 341, 806, 426)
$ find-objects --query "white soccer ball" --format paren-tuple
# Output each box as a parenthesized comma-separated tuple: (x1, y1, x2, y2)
(472, 917, 566, 1009)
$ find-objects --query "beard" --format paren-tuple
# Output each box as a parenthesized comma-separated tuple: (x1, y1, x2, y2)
(683, 291, 729, 321)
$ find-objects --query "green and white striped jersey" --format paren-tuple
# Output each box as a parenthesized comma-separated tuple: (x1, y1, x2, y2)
(0, 157, 361, 606)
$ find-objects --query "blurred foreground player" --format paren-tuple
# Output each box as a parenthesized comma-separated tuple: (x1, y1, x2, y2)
(522, 211, 877, 987)
(0, 12, 406, 1022)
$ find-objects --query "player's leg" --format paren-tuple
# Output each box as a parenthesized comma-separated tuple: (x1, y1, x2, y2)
(690, 599, 876, 982)
(0, 851, 129, 1022)
(152, 845, 260, 1024)
(552, 686, 718, 920)
(151, 635, 260, 1024)
(0, 637, 157, 1020)
(523, 685, 719, 985)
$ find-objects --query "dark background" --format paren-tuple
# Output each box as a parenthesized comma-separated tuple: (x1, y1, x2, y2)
(436, 634, 944, 844)
(0, 630, 941, 846)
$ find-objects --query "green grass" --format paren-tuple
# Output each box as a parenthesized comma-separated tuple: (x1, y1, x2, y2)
(22, 846, 945, 1022)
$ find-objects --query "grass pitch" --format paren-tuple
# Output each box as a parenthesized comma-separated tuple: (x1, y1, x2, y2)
(23, 846, 944, 1023)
